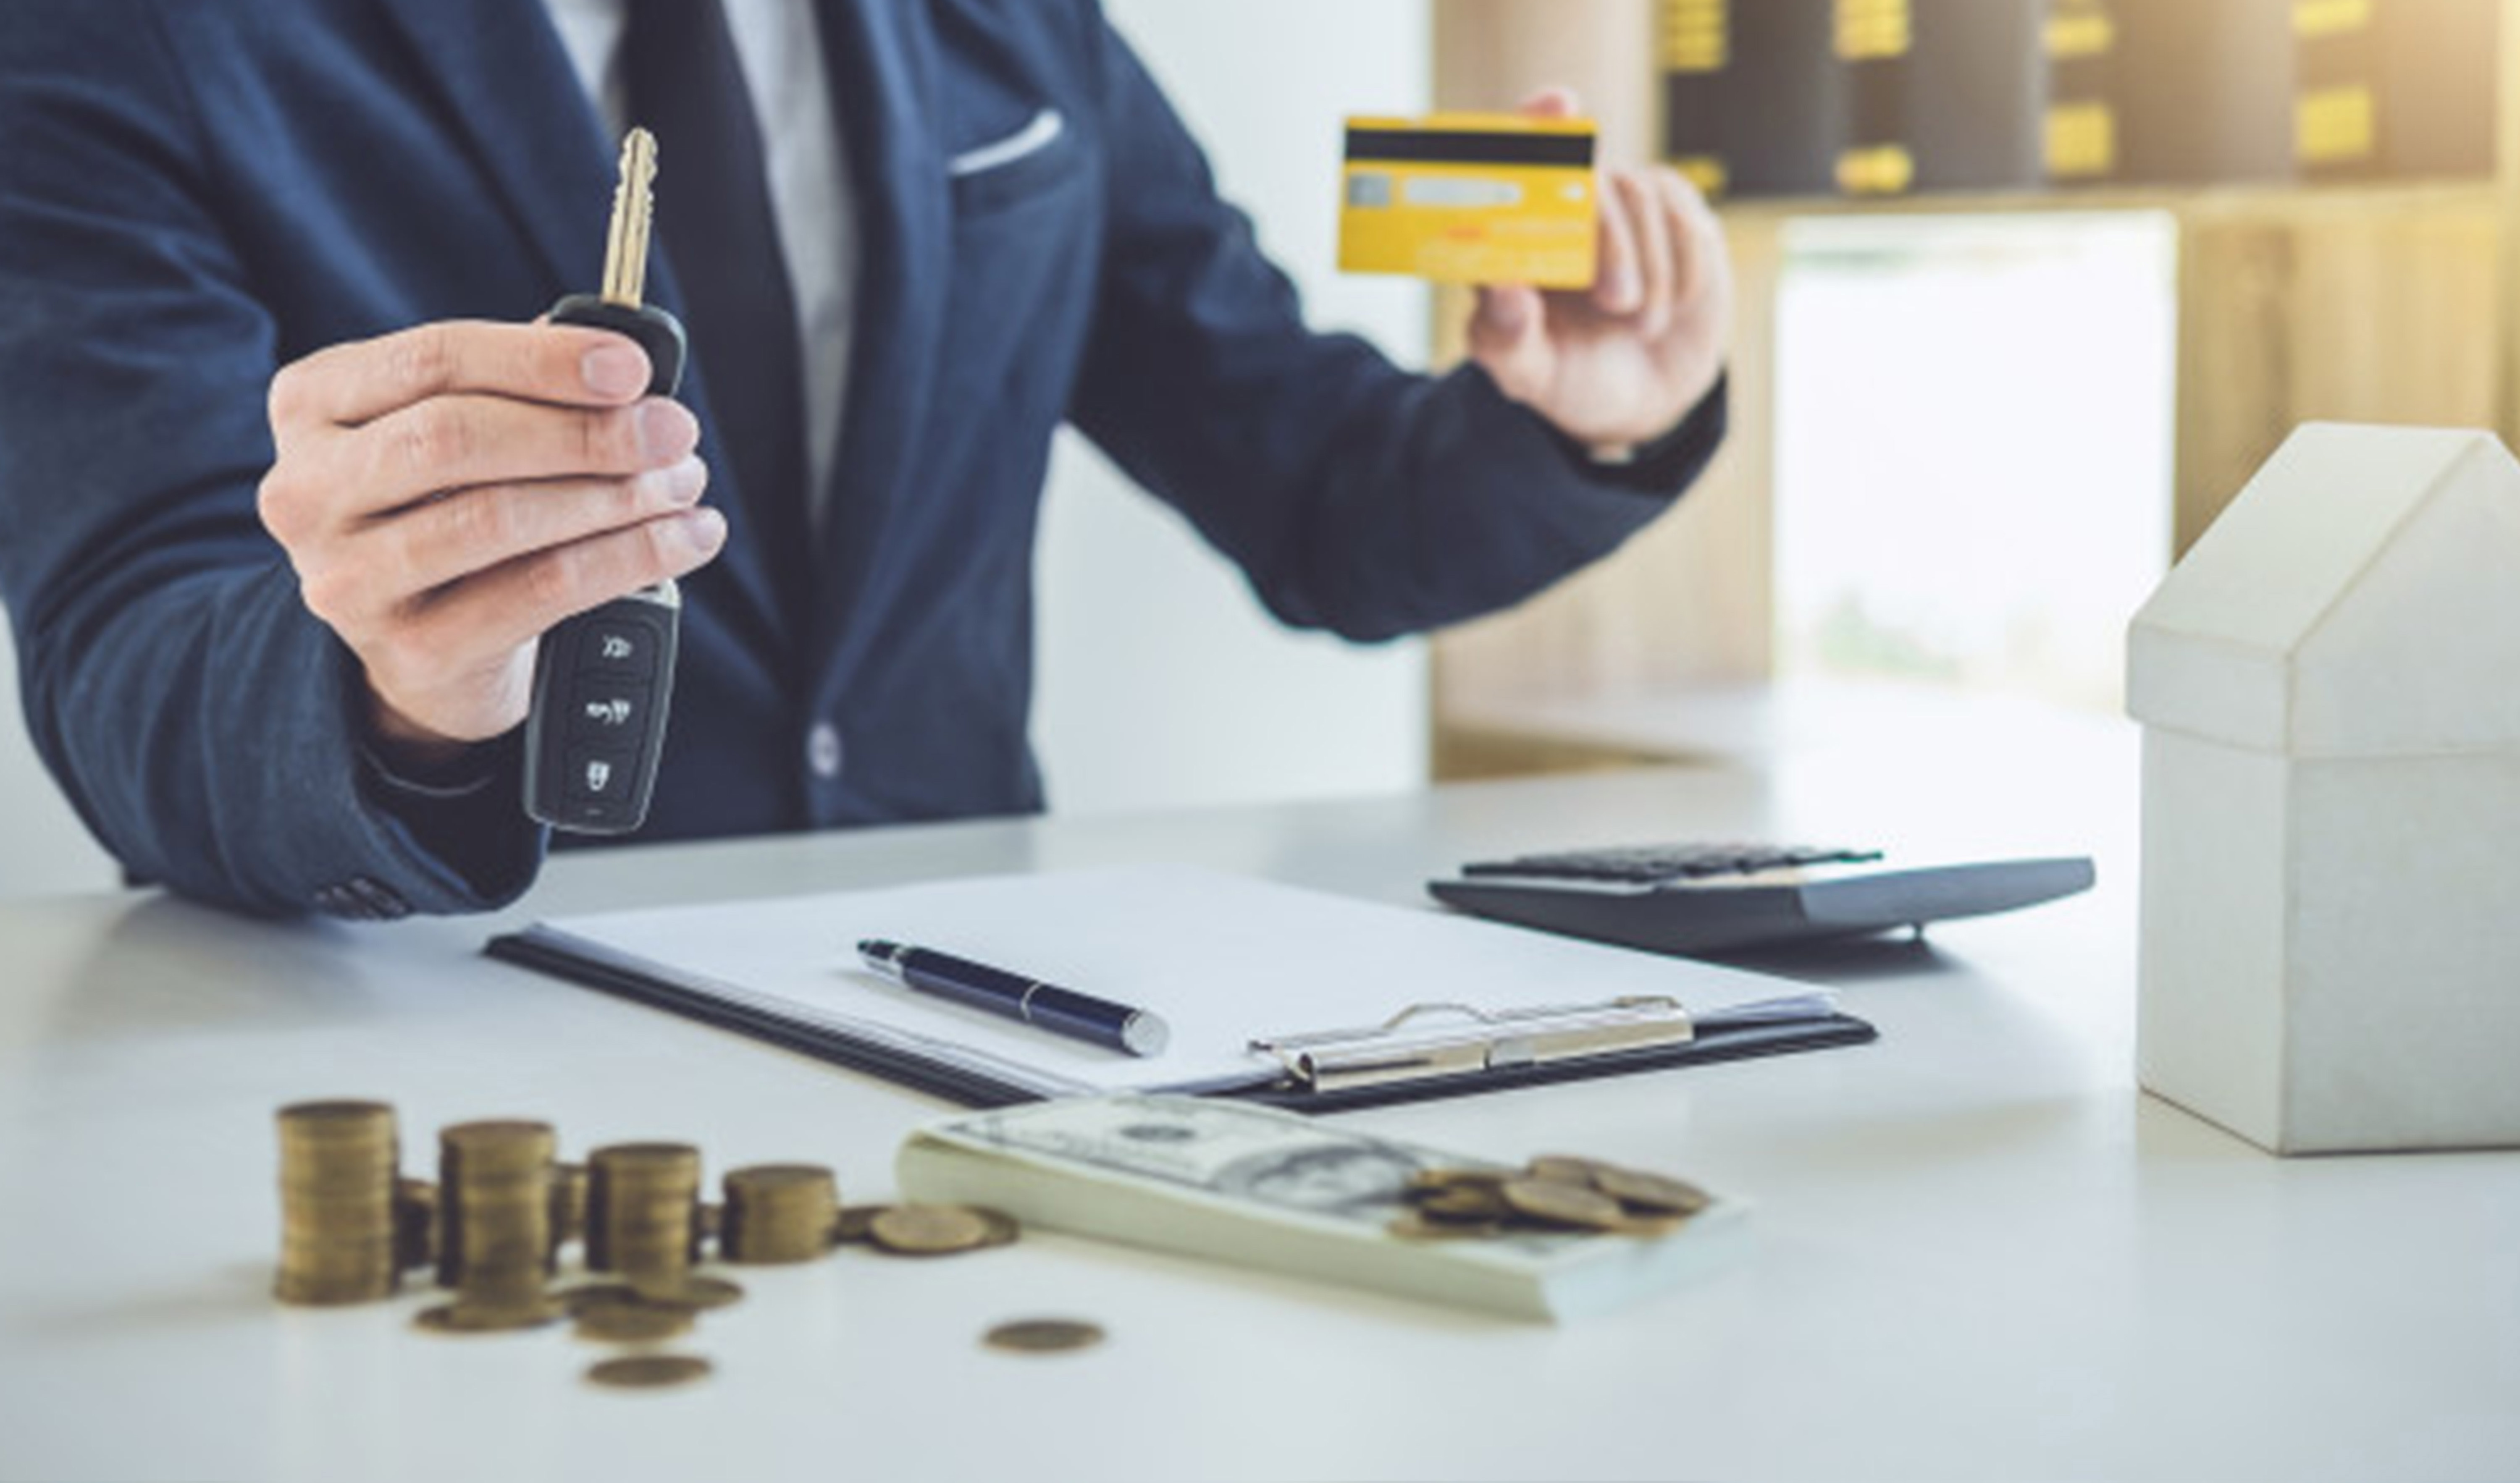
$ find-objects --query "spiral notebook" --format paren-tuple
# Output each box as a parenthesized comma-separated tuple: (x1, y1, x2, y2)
(485, 865, 1875, 1111)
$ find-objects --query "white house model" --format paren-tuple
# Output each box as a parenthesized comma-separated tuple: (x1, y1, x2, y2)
(2127, 422, 2520, 1153)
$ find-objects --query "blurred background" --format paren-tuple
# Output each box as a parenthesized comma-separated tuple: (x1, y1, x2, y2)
(2, 0, 2510, 895)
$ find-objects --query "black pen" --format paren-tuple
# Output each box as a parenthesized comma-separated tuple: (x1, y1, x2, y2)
(856, 940, 1171, 1058)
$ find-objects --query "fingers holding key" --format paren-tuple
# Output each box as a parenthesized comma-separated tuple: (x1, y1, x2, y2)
(269, 320, 652, 435)
(376, 457, 711, 600)
(257, 318, 722, 752)
(406, 505, 727, 671)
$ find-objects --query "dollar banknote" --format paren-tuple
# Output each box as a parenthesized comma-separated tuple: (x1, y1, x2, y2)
(896, 1095, 1741, 1321)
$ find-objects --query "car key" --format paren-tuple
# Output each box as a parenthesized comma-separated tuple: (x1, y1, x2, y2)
(524, 127, 690, 833)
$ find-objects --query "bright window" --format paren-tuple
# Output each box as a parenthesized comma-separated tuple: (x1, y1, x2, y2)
(1772, 212, 2178, 711)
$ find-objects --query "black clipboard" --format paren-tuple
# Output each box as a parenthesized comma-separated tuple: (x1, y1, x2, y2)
(485, 928, 1876, 1113)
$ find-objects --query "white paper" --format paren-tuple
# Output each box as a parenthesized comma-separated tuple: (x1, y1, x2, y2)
(524, 865, 1838, 1096)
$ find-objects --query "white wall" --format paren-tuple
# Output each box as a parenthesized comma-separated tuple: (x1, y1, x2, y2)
(1031, 0, 1433, 817)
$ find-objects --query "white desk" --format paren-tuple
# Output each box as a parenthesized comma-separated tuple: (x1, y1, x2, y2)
(3, 721, 2515, 1483)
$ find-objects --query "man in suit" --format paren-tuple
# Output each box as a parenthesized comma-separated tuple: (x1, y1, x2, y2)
(0, 0, 1731, 920)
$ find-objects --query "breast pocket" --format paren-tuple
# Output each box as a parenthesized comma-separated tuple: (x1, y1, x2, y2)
(948, 107, 1083, 217)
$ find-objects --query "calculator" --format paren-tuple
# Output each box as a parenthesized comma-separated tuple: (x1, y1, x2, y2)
(1428, 843, 2095, 958)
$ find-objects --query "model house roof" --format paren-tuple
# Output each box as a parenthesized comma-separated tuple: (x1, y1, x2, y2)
(2129, 423, 2520, 755)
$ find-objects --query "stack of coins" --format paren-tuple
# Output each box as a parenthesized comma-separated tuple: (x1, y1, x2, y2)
(548, 1161, 589, 1260)
(424, 1120, 562, 1331)
(394, 1177, 439, 1274)
(719, 1164, 839, 1264)
(587, 1142, 702, 1296)
(274, 1100, 401, 1305)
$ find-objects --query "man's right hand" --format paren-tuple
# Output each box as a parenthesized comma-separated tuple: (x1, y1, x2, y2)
(257, 320, 725, 771)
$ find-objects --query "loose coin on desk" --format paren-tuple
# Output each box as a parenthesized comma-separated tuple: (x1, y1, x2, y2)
(1385, 1210, 1502, 1241)
(973, 1207, 1021, 1249)
(1525, 1154, 1625, 1188)
(831, 1204, 888, 1244)
(867, 1203, 994, 1256)
(413, 1297, 567, 1334)
(575, 1303, 696, 1344)
(586, 1354, 714, 1390)
(628, 1274, 746, 1311)
(1498, 1178, 1628, 1231)
(983, 1318, 1105, 1355)
(556, 1283, 643, 1316)
(1591, 1166, 1713, 1216)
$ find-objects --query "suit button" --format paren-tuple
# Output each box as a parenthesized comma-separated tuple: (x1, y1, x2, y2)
(345, 877, 412, 922)
(807, 721, 843, 781)
(313, 883, 370, 921)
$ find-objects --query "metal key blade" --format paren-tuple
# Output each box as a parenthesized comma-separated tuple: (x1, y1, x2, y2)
(600, 128, 658, 308)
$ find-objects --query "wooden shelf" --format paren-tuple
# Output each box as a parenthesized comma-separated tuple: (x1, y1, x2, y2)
(1425, 1, 2520, 783)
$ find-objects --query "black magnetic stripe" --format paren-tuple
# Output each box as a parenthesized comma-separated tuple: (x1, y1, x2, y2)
(1344, 128, 1596, 167)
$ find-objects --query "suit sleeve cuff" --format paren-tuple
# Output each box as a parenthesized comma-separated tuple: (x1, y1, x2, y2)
(352, 724, 543, 910)
(1542, 372, 1730, 498)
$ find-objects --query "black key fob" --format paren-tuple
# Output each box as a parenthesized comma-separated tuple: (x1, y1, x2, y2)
(523, 293, 688, 834)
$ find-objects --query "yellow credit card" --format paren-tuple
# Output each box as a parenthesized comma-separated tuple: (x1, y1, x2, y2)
(1339, 113, 1599, 289)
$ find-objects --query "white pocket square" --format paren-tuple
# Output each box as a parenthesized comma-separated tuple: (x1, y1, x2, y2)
(948, 107, 1066, 179)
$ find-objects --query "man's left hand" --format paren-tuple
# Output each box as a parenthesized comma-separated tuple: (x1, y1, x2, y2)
(1465, 90, 1733, 453)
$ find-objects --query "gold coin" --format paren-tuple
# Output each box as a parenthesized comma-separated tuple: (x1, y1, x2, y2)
(1613, 1211, 1693, 1238)
(724, 1163, 837, 1195)
(831, 1205, 889, 1244)
(1524, 1155, 1618, 1189)
(586, 1355, 713, 1390)
(272, 1273, 399, 1305)
(549, 1163, 590, 1253)
(1415, 1186, 1511, 1221)
(575, 1304, 696, 1344)
(1407, 1167, 1507, 1194)
(1592, 1167, 1713, 1216)
(983, 1319, 1105, 1355)
(276, 1100, 396, 1140)
(1386, 1211, 1501, 1242)
(591, 1142, 701, 1174)
(412, 1296, 565, 1334)
(438, 1120, 556, 1174)
(555, 1282, 642, 1315)
(627, 1274, 745, 1311)
(1499, 1178, 1627, 1230)
(973, 1207, 1021, 1249)
(868, 1204, 992, 1255)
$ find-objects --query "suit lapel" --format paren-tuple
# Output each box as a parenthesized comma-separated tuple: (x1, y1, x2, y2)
(372, 0, 789, 658)
(370, 0, 611, 297)
(811, 0, 951, 668)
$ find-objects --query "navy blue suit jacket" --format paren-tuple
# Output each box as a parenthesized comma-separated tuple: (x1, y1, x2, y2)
(0, 0, 1723, 919)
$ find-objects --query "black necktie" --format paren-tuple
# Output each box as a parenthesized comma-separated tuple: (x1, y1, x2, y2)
(622, 0, 812, 634)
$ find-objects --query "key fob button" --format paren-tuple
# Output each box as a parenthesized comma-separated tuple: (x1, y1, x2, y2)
(565, 681, 655, 743)
(563, 745, 642, 805)
(576, 619, 663, 681)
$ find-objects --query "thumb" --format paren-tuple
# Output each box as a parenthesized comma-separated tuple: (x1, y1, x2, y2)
(1468, 285, 1549, 399)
